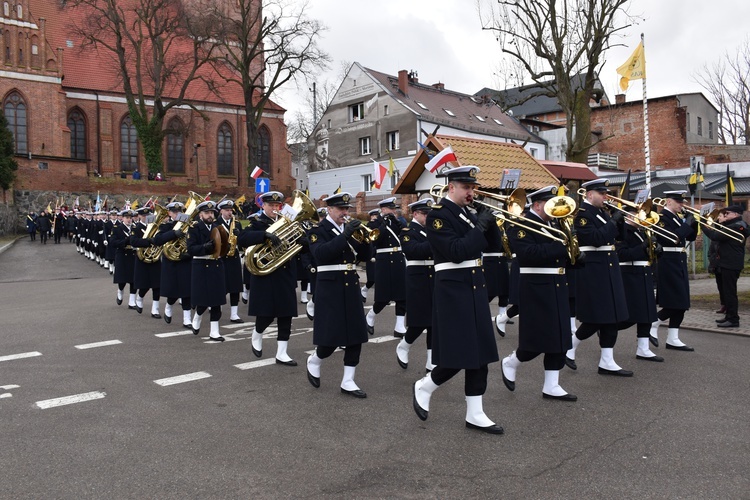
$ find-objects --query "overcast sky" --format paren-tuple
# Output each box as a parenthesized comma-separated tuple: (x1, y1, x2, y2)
(274, 0, 749, 125)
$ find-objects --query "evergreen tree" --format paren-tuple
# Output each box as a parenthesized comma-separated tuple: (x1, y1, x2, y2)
(0, 109, 19, 191)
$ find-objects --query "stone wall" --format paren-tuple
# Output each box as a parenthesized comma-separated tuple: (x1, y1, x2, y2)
(0, 199, 19, 236)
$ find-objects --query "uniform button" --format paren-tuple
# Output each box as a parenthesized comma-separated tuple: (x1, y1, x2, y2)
(471, 270, 475, 274)
(345, 283, 348, 286)
(473, 286, 476, 290)
(609, 263, 613, 267)
(556, 284, 560, 288)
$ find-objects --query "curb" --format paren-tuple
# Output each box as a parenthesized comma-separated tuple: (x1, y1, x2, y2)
(0, 235, 22, 255)
(681, 324, 750, 338)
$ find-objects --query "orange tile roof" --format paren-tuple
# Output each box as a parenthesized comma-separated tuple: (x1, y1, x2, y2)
(394, 135, 559, 194)
(29, 0, 283, 111)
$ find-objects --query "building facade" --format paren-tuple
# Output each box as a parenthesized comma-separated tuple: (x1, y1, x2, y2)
(306, 63, 546, 201)
(1, 0, 293, 217)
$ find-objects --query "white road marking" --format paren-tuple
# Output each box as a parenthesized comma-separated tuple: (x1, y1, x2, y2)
(154, 371, 211, 386)
(234, 359, 278, 370)
(369, 335, 399, 344)
(0, 351, 42, 363)
(35, 391, 106, 409)
(1, 393, 11, 399)
(222, 322, 255, 330)
(155, 330, 193, 338)
(1, 384, 20, 390)
(75, 340, 122, 350)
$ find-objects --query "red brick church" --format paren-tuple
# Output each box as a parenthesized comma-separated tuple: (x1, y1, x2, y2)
(0, 0, 292, 213)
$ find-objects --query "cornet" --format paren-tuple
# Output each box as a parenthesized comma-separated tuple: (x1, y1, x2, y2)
(343, 216, 379, 243)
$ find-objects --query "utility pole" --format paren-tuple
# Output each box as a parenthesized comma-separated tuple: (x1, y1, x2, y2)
(311, 82, 317, 124)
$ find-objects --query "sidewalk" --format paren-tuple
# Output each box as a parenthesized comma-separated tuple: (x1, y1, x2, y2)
(681, 276, 750, 338)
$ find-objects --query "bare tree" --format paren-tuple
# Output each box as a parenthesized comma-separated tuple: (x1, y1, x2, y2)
(69, 0, 216, 173)
(286, 61, 350, 143)
(478, 0, 635, 163)
(694, 38, 750, 145)
(206, 0, 329, 181)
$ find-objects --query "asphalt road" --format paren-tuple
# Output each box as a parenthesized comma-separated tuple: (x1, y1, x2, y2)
(1, 238, 748, 499)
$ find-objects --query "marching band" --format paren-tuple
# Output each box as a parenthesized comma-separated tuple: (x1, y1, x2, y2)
(53, 166, 746, 436)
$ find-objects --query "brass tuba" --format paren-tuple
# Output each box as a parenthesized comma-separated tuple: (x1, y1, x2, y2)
(163, 191, 206, 261)
(244, 190, 319, 276)
(137, 204, 170, 263)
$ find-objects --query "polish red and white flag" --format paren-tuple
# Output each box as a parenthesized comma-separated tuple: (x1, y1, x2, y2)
(251, 166, 264, 179)
(373, 160, 388, 189)
(424, 146, 457, 173)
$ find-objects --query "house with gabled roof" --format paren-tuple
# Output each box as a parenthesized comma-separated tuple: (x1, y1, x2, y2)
(306, 62, 546, 201)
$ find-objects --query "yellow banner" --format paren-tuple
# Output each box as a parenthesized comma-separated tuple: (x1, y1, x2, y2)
(616, 42, 646, 91)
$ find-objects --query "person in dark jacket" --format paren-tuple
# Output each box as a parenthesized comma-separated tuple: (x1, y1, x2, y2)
(153, 202, 193, 328)
(187, 201, 226, 342)
(501, 186, 578, 401)
(111, 210, 137, 308)
(649, 191, 698, 350)
(36, 211, 51, 244)
(703, 205, 748, 327)
(395, 199, 436, 372)
(238, 191, 298, 364)
(26, 212, 37, 241)
(306, 192, 372, 397)
(412, 166, 503, 435)
(565, 178, 631, 377)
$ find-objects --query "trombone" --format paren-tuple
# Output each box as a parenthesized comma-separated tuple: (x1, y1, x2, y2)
(652, 200, 746, 242)
(597, 192, 680, 244)
(430, 184, 579, 260)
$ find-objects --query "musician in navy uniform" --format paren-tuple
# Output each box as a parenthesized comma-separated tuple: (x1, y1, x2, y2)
(111, 209, 137, 308)
(187, 201, 226, 342)
(501, 186, 578, 401)
(703, 205, 749, 328)
(649, 190, 698, 349)
(305, 192, 372, 398)
(217, 199, 245, 324)
(53, 208, 65, 244)
(411, 166, 503, 435)
(304, 207, 328, 322)
(153, 201, 193, 328)
(565, 178, 632, 376)
(365, 197, 407, 337)
(26, 212, 37, 241)
(360, 208, 380, 302)
(615, 205, 663, 362)
(395, 199, 436, 372)
(131, 206, 162, 318)
(237, 191, 298, 365)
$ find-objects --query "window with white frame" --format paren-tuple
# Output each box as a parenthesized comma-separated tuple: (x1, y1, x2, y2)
(384, 105, 389, 116)
(349, 102, 364, 122)
(529, 148, 538, 158)
(697, 116, 703, 136)
(359, 136, 371, 155)
(708, 121, 713, 139)
(389, 169, 400, 189)
(362, 174, 373, 192)
(386, 130, 399, 151)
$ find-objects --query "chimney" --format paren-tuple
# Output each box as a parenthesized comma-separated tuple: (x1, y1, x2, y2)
(432, 82, 445, 90)
(615, 94, 626, 105)
(398, 69, 409, 96)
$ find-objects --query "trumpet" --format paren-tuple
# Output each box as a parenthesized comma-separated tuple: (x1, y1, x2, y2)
(344, 216, 380, 244)
(599, 192, 680, 244)
(673, 203, 745, 242)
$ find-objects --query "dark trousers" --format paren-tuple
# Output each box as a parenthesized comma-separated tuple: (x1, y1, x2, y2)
(40, 232, 47, 244)
(256, 316, 292, 341)
(575, 322, 618, 348)
(195, 305, 221, 321)
(657, 308, 685, 328)
(617, 321, 651, 338)
(720, 268, 741, 322)
(429, 364, 488, 396)
(516, 350, 565, 370)
(715, 269, 725, 306)
(316, 343, 362, 367)
(405, 326, 432, 348)
(373, 300, 406, 316)
(167, 296, 192, 310)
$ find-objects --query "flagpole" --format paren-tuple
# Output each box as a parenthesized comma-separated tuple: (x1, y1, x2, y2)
(641, 33, 652, 195)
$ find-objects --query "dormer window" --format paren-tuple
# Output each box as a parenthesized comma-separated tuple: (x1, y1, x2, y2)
(475, 115, 485, 122)
(492, 118, 504, 126)
(416, 101, 428, 110)
(443, 109, 455, 117)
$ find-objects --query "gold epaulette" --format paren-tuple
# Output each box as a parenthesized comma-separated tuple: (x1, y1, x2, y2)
(402, 228, 410, 231)
(432, 204, 443, 209)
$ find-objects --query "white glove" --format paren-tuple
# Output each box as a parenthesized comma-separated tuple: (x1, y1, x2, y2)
(103, 240, 108, 246)
(176, 213, 190, 223)
(99, 230, 104, 235)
